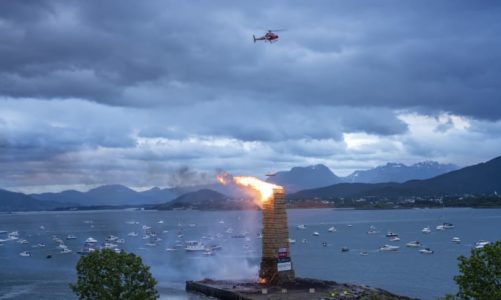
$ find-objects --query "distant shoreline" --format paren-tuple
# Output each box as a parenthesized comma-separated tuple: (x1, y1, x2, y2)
(2, 205, 501, 214)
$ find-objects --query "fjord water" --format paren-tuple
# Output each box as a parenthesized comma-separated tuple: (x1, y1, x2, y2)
(0, 208, 500, 299)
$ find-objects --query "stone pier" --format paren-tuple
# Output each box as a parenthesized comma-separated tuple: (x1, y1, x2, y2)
(259, 188, 295, 284)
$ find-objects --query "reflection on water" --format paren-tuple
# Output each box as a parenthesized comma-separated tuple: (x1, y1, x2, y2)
(0, 208, 500, 299)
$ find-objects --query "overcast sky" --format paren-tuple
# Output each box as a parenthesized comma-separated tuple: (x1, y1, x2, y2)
(1, 0, 501, 193)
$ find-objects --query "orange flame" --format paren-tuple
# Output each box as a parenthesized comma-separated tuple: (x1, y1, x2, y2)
(233, 176, 282, 203)
(216, 172, 283, 205)
(258, 277, 267, 285)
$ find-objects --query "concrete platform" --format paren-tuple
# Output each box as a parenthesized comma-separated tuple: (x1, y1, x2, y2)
(186, 277, 415, 300)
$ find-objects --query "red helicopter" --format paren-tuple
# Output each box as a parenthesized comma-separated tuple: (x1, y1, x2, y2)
(253, 29, 284, 43)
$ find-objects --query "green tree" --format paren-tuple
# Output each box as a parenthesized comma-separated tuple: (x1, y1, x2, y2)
(453, 241, 501, 299)
(70, 249, 159, 299)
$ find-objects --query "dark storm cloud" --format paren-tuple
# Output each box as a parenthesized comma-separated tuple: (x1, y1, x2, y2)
(0, 1, 500, 119)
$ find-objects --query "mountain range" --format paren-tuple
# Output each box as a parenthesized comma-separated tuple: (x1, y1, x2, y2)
(31, 184, 177, 206)
(289, 156, 501, 200)
(267, 161, 458, 192)
(155, 189, 257, 210)
(0, 156, 497, 212)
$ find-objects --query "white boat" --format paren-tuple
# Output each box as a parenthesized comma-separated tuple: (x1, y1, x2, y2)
(288, 238, 296, 244)
(301, 238, 308, 244)
(125, 220, 138, 225)
(19, 251, 31, 257)
(37, 243, 46, 247)
(367, 226, 378, 234)
(360, 251, 369, 256)
(347, 224, 353, 227)
(421, 226, 431, 234)
(116, 239, 125, 244)
(385, 232, 399, 238)
(185, 241, 205, 251)
(341, 247, 349, 252)
(406, 241, 421, 248)
(60, 248, 72, 254)
(256, 233, 263, 239)
(145, 242, 156, 247)
(128, 232, 138, 237)
(105, 235, 119, 242)
(218, 220, 225, 224)
(104, 242, 118, 249)
(452, 237, 461, 244)
(158, 220, 164, 224)
(313, 232, 320, 236)
(66, 235, 77, 240)
(442, 223, 455, 229)
(389, 236, 400, 242)
(328, 226, 336, 232)
(142, 225, 152, 230)
(474, 240, 491, 249)
(436, 224, 445, 231)
(296, 224, 306, 230)
(165, 247, 177, 252)
(58, 244, 69, 250)
(203, 250, 214, 256)
(380, 245, 399, 251)
(419, 248, 434, 255)
(39, 225, 45, 230)
(17, 239, 29, 244)
(85, 237, 97, 243)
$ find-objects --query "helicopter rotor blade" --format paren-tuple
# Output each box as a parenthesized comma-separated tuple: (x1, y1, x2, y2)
(268, 29, 287, 32)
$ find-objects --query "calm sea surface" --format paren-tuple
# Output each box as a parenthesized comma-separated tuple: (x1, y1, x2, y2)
(0, 208, 500, 300)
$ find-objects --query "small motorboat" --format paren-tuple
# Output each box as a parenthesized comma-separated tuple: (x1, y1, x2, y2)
(452, 237, 461, 244)
(443, 223, 455, 229)
(105, 235, 119, 242)
(367, 225, 378, 234)
(288, 238, 296, 244)
(341, 246, 349, 252)
(185, 241, 205, 251)
(389, 236, 400, 242)
(46, 255, 52, 259)
(380, 245, 399, 251)
(322, 242, 328, 247)
(19, 251, 31, 257)
(165, 247, 177, 252)
(474, 240, 491, 249)
(436, 224, 445, 231)
(386, 232, 399, 238)
(328, 226, 336, 232)
(296, 224, 306, 230)
(360, 251, 369, 256)
(66, 235, 77, 240)
(419, 248, 434, 255)
(406, 241, 421, 248)
(85, 237, 97, 243)
(421, 226, 431, 234)
(313, 232, 320, 236)
(142, 225, 152, 230)
(60, 248, 72, 254)
(158, 220, 164, 224)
